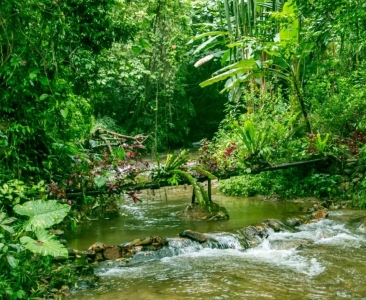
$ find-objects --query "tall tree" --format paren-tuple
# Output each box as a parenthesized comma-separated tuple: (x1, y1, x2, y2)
(0, 0, 136, 179)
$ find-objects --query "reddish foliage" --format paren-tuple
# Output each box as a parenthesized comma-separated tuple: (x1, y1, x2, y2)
(47, 140, 148, 204)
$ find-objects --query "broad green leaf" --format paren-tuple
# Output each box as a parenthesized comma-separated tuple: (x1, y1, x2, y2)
(29, 73, 37, 80)
(193, 35, 219, 54)
(60, 108, 69, 119)
(39, 94, 48, 101)
(20, 229, 68, 257)
(221, 49, 231, 65)
(226, 42, 242, 48)
(6, 255, 17, 268)
(1, 183, 9, 194)
(213, 58, 256, 75)
(200, 61, 256, 88)
(192, 31, 229, 41)
(14, 200, 71, 231)
(131, 45, 142, 54)
(1, 225, 14, 234)
(0, 212, 7, 223)
(138, 38, 152, 51)
(114, 148, 125, 160)
(39, 77, 49, 86)
(279, 1, 298, 42)
(93, 176, 107, 188)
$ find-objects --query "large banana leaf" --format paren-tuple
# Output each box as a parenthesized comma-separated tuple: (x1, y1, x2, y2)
(200, 58, 257, 88)
(279, 0, 298, 43)
(14, 200, 70, 231)
(20, 228, 68, 257)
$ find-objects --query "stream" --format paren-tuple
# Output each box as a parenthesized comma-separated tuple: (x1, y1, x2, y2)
(65, 185, 366, 300)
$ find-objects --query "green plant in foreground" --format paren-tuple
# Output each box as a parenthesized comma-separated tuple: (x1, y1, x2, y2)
(14, 200, 70, 257)
(0, 197, 72, 299)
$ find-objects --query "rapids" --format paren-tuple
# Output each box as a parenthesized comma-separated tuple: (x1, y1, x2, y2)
(65, 186, 366, 299)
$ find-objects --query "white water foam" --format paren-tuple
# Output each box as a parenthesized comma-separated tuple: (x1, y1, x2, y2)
(96, 218, 366, 279)
(297, 219, 366, 247)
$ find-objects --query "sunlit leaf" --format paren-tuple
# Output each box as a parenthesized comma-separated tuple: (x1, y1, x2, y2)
(14, 200, 71, 231)
(60, 108, 69, 119)
(20, 229, 68, 257)
(192, 31, 229, 41)
(6, 255, 18, 268)
(39, 94, 48, 101)
(93, 176, 107, 188)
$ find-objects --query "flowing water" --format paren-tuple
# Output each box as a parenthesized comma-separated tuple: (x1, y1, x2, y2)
(65, 186, 366, 300)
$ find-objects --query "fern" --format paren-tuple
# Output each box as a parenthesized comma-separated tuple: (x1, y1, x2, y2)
(164, 150, 190, 172)
(233, 120, 271, 161)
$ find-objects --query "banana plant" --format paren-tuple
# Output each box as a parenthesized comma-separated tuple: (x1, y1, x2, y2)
(197, 1, 314, 133)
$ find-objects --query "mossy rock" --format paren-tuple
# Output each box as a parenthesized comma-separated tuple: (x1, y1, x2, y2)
(178, 202, 229, 221)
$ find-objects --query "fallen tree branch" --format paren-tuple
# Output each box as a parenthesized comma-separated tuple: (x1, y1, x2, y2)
(65, 156, 334, 199)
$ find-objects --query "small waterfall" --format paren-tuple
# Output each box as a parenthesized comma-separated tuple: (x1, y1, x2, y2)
(95, 213, 366, 280)
(118, 233, 243, 267)
(204, 233, 243, 249)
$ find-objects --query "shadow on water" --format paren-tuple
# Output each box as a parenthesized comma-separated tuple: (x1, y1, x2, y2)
(64, 185, 301, 249)
(65, 186, 366, 300)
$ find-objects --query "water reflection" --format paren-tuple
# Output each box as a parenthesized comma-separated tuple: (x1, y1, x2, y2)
(65, 187, 366, 300)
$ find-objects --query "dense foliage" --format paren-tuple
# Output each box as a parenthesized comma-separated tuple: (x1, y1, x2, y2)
(1, 0, 366, 297)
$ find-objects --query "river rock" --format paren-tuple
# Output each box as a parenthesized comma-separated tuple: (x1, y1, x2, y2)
(284, 217, 305, 227)
(148, 236, 168, 250)
(264, 219, 285, 232)
(88, 242, 107, 252)
(361, 219, 366, 229)
(60, 285, 71, 297)
(238, 225, 269, 248)
(131, 236, 156, 247)
(103, 246, 121, 260)
(312, 210, 328, 219)
(178, 202, 229, 221)
(120, 243, 137, 257)
(179, 229, 207, 243)
(95, 252, 104, 262)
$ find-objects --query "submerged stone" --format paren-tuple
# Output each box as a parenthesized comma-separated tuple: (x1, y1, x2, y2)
(103, 246, 121, 260)
(88, 242, 107, 252)
(264, 219, 285, 232)
(312, 210, 329, 219)
(178, 202, 229, 221)
(285, 216, 307, 227)
(179, 229, 207, 243)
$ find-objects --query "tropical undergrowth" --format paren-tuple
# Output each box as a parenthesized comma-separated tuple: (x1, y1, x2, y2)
(219, 169, 343, 200)
(199, 85, 360, 202)
(0, 186, 90, 299)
